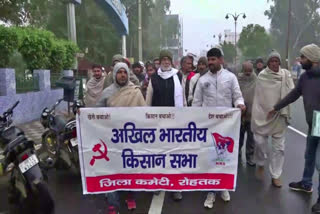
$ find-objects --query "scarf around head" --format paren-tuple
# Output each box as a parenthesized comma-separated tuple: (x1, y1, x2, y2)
(84, 76, 105, 107)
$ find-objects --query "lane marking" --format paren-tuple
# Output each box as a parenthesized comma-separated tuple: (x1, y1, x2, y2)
(148, 191, 165, 214)
(288, 126, 307, 138)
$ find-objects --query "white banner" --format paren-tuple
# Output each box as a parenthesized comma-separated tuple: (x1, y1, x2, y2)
(77, 107, 241, 194)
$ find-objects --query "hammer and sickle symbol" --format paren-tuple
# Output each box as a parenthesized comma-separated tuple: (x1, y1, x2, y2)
(90, 139, 110, 166)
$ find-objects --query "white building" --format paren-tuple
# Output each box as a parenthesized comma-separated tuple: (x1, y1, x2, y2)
(224, 29, 240, 45)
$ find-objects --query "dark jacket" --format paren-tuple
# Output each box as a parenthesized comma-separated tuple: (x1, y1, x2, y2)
(150, 72, 182, 106)
(274, 67, 320, 127)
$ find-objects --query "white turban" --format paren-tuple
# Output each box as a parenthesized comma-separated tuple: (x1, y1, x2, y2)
(300, 44, 320, 63)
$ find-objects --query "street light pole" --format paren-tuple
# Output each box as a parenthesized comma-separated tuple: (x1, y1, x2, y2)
(138, 0, 143, 61)
(285, 0, 292, 69)
(67, 3, 78, 69)
(225, 12, 246, 69)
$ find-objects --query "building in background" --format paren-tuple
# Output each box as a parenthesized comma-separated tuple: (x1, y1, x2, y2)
(224, 29, 240, 45)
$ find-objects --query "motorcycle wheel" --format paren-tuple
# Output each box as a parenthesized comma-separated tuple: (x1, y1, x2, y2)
(33, 181, 55, 214)
(8, 180, 54, 214)
(71, 146, 81, 175)
(41, 131, 58, 169)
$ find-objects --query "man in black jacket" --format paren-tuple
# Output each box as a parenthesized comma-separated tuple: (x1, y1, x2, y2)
(268, 44, 320, 213)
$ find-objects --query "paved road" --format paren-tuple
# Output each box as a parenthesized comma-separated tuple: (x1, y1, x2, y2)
(0, 100, 317, 214)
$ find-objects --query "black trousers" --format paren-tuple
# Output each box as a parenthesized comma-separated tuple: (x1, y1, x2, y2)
(239, 121, 255, 162)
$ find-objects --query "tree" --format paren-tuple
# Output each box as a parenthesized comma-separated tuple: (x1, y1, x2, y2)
(238, 24, 271, 59)
(221, 41, 236, 64)
(122, 0, 171, 61)
(0, 0, 59, 26)
(0, 0, 173, 64)
(265, 0, 320, 63)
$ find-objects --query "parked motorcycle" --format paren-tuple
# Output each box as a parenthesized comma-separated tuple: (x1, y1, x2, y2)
(0, 101, 54, 214)
(40, 99, 82, 173)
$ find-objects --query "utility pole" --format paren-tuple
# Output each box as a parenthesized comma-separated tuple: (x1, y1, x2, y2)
(67, 2, 78, 69)
(122, 35, 127, 58)
(138, 0, 143, 61)
(225, 12, 246, 70)
(285, 0, 292, 69)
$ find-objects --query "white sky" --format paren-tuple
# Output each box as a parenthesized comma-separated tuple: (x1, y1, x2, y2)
(170, 0, 272, 55)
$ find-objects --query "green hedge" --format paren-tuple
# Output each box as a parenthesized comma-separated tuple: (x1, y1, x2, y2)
(0, 26, 79, 71)
(0, 25, 19, 68)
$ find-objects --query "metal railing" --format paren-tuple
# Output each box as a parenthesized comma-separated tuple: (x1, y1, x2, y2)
(50, 72, 62, 89)
(16, 74, 39, 93)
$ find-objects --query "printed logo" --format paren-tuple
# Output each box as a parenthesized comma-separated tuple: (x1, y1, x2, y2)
(90, 139, 110, 166)
(212, 133, 234, 165)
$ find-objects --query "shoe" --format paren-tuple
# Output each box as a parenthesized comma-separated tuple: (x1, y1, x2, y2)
(272, 178, 282, 188)
(125, 198, 136, 210)
(312, 199, 320, 213)
(108, 206, 118, 214)
(172, 192, 183, 201)
(220, 190, 230, 202)
(204, 192, 215, 208)
(256, 166, 264, 180)
(246, 160, 256, 167)
(289, 181, 313, 193)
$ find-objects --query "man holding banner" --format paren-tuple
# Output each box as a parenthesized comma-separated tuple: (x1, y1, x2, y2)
(96, 62, 146, 213)
(146, 49, 184, 201)
(192, 47, 245, 209)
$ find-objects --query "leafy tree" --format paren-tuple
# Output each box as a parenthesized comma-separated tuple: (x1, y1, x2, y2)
(265, 0, 320, 63)
(0, 0, 58, 26)
(221, 41, 236, 64)
(0, 0, 173, 64)
(238, 24, 271, 59)
(122, 0, 171, 61)
(0, 25, 19, 67)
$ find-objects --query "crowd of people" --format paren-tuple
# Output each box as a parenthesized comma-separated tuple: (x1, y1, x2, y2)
(83, 44, 320, 214)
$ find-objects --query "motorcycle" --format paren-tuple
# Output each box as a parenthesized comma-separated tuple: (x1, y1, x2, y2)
(40, 99, 82, 173)
(0, 101, 54, 214)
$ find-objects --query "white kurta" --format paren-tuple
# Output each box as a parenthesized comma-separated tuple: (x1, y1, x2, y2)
(192, 68, 244, 108)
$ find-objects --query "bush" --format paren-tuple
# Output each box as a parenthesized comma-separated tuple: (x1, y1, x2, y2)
(18, 27, 55, 70)
(49, 40, 66, 73)
(0, 25, 19, 68)
(0, 26, 80, 71)
(63, 41, 79, 69)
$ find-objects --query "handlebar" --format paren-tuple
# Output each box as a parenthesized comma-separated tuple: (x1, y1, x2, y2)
(7, 101, 19, 114)
(50, 99, 64, 112)
(0, 101, 19, 125)
(1, 101, 19, 118)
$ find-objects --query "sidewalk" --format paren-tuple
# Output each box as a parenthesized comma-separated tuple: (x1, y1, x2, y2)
(17, 120, 45, 144)
(16, 111, 73, 144)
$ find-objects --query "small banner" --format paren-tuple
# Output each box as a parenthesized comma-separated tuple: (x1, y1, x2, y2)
(312, 110, 320, 137)
(76, 107, 241, 194)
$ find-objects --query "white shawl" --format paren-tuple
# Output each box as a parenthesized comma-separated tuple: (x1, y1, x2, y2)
(251, 67, 294, 135)
(157, 68, 183, 107)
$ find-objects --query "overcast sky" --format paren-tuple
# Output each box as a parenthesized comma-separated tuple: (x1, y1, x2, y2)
(169, 0, 272, 56)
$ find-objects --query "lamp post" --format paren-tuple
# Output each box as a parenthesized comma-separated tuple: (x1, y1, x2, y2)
(213, 33, 227, 45)
(225, 12, 246, 67)
(285, 0, 292, 69)
(138, 0, 143, 61)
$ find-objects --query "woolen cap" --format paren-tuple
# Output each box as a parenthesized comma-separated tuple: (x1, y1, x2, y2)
(159, 50, 173, 62)
(112, 54, 123, 63)
(300, 44, 320, 63)
(267, 49, 281, 63)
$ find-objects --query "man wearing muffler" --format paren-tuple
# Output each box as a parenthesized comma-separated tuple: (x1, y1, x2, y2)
(96, 62, 146, 214)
